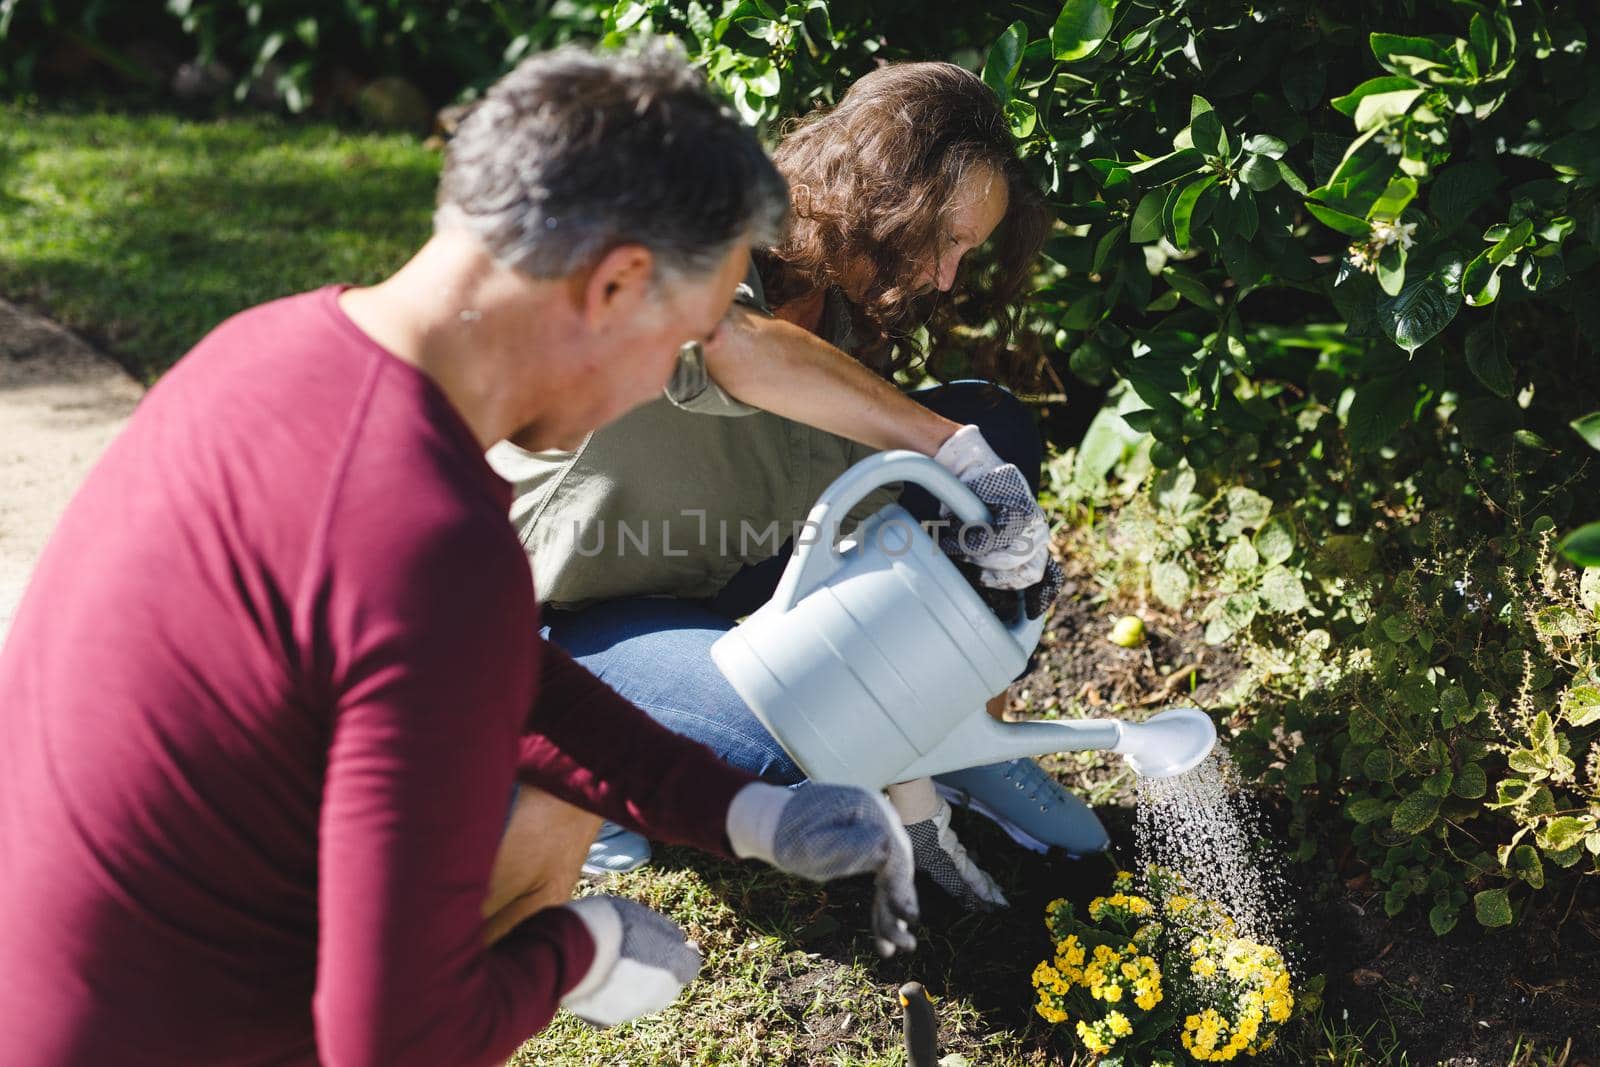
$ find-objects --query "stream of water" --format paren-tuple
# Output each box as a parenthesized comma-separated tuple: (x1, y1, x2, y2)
(1132, 748, 1295, 950)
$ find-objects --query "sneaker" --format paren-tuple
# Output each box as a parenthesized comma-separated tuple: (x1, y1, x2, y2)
(933, 758, 1111, 857)
(581, 820, 652, 878)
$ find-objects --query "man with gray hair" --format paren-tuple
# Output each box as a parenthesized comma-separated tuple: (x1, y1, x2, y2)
(0, 44, 917, 1067)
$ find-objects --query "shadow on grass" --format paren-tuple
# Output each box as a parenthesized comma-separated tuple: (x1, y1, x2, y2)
(0, 107, 438, 382)
(639, 804, 1135, 1063)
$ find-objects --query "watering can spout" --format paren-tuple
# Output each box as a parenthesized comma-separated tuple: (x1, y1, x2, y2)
(897, 706, 1217, 783)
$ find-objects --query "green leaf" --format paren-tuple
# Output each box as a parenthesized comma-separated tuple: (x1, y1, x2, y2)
(1377, 270, 1461, 354)
(1465, 324, 1513, 396)
(1169, 175, 1218, 251)
(1428, 162, 1502, 225)
(1565, 686, 1600, 728)
(1461, 250, 1502, 307)
(1429, 901, 1459, 936)
(1354, 88, 1425, 132)
(1260, 567, 1308, 613)
(1004, 98, 1037, 138)
(1512, 844, 1545, 888)
(1281, 60, 1326, 113)
(1161, 265, 1214, 309)
(1276, 160, 1310, 195)
(1285, 747, 1317, 786)
(1454, 762, 1487, 798)
(1224, 538, 1260, 573)
(1130, 189, 1165, 242)
(1539, 816, 1592, 852)
(1391, 790, 1441, 834)
(1243, 133, 1287, 159)
(1225, 487, 1271, 530)
(1369, 178, 1418, 220)
(1190, 95, 1227, 157)
(982, 21, 1026, 103)
(1239, 154, 1280, 192)
(1151, 560, 1192, 609)
(1376, 243, 1407, 297)
(1307, 201, 1371, 238)
(1363, 749, 1398, 781)
(1347, 797, 1391, 824)
(1507, 748, 1547, 776)
(1474, 888, 1513, 927)
(1571, 412, 1600, 451)
(1559, 523, 1600, 567)
(1347, 375, 1416, 450)
(1332, 75, 1423, 117)
(1255, 514, 1295, 565)
(1051, 0, 1116, 62)
(1121, 148, 1207, 186)
(1370, 32, 1454, 76)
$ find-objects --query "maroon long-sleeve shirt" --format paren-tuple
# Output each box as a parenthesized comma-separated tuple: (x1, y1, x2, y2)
(0, 287, 755, 1066)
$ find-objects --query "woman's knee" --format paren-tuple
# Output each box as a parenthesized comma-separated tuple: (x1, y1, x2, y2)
(926, 382, 1041, 488)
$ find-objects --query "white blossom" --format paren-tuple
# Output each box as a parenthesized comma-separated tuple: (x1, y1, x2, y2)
(1370, 218, 1417, 252)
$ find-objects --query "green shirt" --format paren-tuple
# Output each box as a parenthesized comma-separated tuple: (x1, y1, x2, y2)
(487, 269, 898, 610)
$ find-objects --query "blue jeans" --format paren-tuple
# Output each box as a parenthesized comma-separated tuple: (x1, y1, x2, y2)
(541, 381, 1042, 785)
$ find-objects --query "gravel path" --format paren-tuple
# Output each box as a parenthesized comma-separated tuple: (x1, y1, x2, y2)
(0, 298, 143, 643)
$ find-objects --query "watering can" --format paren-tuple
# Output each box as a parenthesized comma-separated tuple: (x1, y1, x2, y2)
(709, 451, 1216, 791)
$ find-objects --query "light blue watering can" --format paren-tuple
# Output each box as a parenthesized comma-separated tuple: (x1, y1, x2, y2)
(710, 451, 1216, 791)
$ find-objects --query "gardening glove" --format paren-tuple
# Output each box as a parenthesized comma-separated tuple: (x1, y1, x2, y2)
(558, 895, 702, 1028)
(933, 424, 1065, 618)
(887, 778, 1009, 912)
(726, 781, 919, 957)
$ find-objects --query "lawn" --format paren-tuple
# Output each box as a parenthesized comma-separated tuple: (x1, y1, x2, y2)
(0, 103, 437, 382)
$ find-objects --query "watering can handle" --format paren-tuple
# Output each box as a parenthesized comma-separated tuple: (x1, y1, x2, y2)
(769, 451, 990, 615)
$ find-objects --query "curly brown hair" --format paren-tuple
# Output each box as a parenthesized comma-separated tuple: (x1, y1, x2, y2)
(756, 61, 1049, 388)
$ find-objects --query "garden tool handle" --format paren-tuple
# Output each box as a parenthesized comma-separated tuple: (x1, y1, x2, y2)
(770, 451, 988, 614)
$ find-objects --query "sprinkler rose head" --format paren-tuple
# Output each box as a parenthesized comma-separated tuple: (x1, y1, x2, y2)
(1113, 707, 1217, 778)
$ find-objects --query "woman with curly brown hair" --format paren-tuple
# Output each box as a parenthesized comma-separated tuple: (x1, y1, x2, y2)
(489, 60, 1111, 911)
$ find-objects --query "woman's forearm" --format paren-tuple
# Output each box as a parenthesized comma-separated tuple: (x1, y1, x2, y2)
(702, 307, 960, 454)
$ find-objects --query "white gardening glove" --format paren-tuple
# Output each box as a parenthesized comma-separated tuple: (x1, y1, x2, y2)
(726, 781, 919, 957)
(886, 778, 1009, 912)
(933, 424, 1064, 617)
(559, 896, 702, 1028)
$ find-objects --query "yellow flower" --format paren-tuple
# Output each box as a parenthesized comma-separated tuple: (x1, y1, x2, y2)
(1166, 893, 1194, 913)
(1192, 956, 1218, 979)
(1106, 1010, 1133, 1037)
(1075, 1019, 1113, 1055)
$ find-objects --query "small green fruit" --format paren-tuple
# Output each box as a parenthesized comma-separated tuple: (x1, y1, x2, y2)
(1109, 615, 1147, 647)
(1149, 441, 1184, 469)
(1150, 412, 1184, 444)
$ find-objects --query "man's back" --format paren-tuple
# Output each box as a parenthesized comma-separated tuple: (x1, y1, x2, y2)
(0, 287, 559, 1065)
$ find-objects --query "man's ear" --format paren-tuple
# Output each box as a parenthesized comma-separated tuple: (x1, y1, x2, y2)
(575, 244, 656, 331)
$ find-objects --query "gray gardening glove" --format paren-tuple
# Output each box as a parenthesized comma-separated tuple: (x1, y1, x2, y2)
(933, 424, 1064, 618)
(887, 778, 1009, 912)
(559, 896, 702, 1028)
(726, 781, 919, 957)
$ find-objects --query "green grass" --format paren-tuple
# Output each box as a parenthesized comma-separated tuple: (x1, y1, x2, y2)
(0, 104, 438, 381)
(511, 841, 1090, 1067)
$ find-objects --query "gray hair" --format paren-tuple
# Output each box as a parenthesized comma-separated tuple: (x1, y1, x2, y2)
(435, 42, 789, 282)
